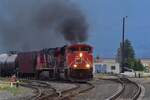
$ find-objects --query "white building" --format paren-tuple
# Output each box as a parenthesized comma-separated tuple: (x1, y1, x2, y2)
(93, 57, 150, 74)
(141, 58, 150, 72)
(141, 58, 150, 67)
(93, 58, 120, 74)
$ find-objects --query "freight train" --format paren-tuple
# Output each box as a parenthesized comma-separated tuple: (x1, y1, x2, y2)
(0, 44, 93, 81)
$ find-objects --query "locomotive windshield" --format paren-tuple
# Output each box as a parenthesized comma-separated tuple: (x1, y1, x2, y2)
(69, 47, 79, 52)
(68, 46, 92, 52)
(80, 47, 91, 51)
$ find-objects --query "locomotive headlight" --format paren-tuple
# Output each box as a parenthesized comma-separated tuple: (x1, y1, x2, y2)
(86, 64, 90, 68)
(79, 53, 83, 57)
(73, 64, 77, 68)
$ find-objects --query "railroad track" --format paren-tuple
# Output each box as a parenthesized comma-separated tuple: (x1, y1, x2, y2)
(109, 77, 141, 100)
(60, 82, 94, 100)
(20, 80, 57, 100)
(40, 81, 94, 100)
(20, 79, 94, 100)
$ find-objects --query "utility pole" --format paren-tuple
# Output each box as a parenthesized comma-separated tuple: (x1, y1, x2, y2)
(121, 16, 127, 73)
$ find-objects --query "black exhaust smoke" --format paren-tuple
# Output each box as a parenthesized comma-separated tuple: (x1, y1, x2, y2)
(58, 17, 88, 43)
(0, 0, 88, 51)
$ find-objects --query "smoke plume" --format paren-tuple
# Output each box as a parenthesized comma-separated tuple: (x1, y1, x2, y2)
(0, 0, 88, 51)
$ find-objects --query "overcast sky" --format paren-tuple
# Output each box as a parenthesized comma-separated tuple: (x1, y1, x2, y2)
(0, 0, 150, 58)
(73, 0, 150, 58)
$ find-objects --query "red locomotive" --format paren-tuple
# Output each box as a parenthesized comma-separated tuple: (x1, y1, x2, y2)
(66, 44, 93, 80)
(0, 44, 93, 81)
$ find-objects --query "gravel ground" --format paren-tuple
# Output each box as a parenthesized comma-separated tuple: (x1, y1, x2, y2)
(0, 77, 120, 100)
(49, 82, 77, 92)
(73, 79, 120, 100)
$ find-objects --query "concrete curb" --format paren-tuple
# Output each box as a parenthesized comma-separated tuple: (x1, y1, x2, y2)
(137, 84, 145, 100)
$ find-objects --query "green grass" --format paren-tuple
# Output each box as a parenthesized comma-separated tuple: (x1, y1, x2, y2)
(0, 77, 7, 81)
(0, 83, 29, 96)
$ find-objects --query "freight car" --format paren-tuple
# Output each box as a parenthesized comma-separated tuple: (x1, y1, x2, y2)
(0, 54, 17, 76)
(0, 44, 93, 81)
(16, 51, 37, 78)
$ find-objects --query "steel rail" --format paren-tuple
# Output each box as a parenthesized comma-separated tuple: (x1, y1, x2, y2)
(60, 82, 95, 100)
(20, 80, 56, 100)
(108, 78, 141, 100)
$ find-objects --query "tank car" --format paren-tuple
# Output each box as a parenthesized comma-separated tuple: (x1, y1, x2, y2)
(0, 54, 17, 76)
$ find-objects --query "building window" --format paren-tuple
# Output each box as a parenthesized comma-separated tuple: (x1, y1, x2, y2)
(95, 64, 107, 73)
(111, 66, 116, 70)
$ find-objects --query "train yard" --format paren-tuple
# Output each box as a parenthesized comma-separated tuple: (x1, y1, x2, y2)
(0, 44, 145, 100)
(0, 0, 149, 100)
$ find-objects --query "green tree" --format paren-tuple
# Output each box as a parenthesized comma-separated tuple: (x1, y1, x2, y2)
(116, 39, 144, 71)
(133, 59, 144, 71)
(124, 39, 135, 59)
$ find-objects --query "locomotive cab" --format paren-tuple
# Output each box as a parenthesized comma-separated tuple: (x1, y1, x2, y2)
(66, 44, 93, 80)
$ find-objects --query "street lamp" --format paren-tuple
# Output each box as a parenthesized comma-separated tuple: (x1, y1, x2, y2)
(121, 16, 127, 73)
